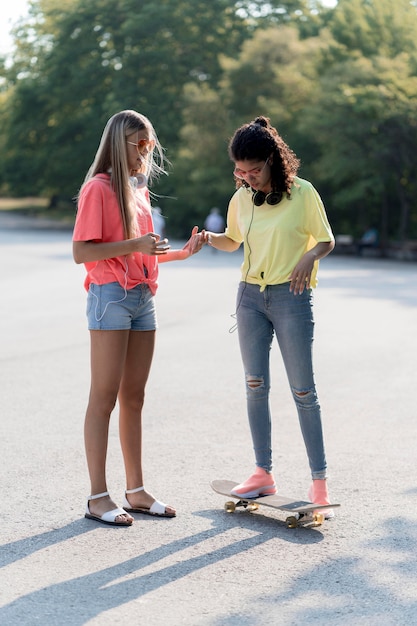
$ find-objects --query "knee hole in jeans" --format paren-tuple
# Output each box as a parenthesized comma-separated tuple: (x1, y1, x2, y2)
(245, 374, 264, 390)
(292, 385, 315, 397)
(292, 386, 319, 408)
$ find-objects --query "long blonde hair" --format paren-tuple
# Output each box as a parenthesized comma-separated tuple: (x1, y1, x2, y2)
(79, 110, 167, 239)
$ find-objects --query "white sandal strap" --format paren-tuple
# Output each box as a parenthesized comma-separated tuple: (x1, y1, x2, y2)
(125, 486, 145, 495)
(88, 491, 109, 501)
(101, 507, 129, 523)
(149, 500, 167, 515)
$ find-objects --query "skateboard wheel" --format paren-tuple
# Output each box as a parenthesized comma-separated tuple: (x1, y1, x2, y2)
(286, 516, 298, 529)
(313, 513, 324, 525)
(247, 502, 259, 512)
(225, 501, 236, 513)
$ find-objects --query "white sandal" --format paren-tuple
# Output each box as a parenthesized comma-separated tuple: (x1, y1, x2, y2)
(85, 491, 133, 526)
(123, 486, 176, 518)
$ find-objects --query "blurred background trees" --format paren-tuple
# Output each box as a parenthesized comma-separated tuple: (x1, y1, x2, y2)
(0, 0, 416, 246)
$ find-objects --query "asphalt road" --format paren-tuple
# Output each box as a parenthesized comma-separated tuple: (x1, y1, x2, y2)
(1, 212, 417, 625)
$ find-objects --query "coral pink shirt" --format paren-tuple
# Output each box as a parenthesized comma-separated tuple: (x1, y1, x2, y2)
(73, 173, 159, 294)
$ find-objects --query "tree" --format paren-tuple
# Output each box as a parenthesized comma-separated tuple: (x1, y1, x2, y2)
(0, 0, 333, 234)
(328, 0, 417, 60)
(173, 24, 325, 229)
(0, 0, 248, 205)
(303, 0, 417, 246)
(2, 0, 417, 244)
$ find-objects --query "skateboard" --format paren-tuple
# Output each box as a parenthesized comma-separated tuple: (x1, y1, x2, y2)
(211, 479, 340, 528)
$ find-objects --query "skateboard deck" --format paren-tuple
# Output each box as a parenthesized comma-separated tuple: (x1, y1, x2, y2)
(211, 479, 340, 528)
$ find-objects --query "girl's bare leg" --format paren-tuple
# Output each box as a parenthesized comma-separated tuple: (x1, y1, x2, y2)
(84, 329, 133, 522)
(119, 330, 176, 515)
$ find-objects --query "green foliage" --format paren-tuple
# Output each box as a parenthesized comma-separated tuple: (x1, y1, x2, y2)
(0, 0, 248, 205)
(174, 24, 325, 230)
(306, 0, 417, 243)
(329, 0, 417, 59)
(1, 0, 417, 242)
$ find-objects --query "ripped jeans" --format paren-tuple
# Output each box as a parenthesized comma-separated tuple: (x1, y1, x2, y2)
(236, 282, 327, 479)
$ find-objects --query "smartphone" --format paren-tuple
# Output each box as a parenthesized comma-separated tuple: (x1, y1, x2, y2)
(156, 239, 170, 252)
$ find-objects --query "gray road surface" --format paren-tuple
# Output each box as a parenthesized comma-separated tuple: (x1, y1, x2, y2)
(1, 212, 417, 625)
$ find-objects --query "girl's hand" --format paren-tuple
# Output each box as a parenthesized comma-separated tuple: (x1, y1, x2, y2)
(137, 233, 170, 255)
(289, 252, 315, 295)
(289, 242, 334, 294)
(182, 226, 206, 257)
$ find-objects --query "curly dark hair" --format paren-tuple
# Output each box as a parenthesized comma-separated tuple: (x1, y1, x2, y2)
(228, 116, 300, 197)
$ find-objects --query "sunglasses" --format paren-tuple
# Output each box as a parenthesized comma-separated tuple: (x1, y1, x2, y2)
(126, 138, 154, 152)
(233, 160, 268, 179)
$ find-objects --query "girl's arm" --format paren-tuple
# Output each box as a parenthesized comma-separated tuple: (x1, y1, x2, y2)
(206, 231, 241, 253)
(158, 226, 207, 263)
(73, 233, 169, 264)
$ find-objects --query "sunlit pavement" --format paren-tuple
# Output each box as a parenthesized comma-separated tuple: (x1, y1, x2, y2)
(1, 214, 417, 625)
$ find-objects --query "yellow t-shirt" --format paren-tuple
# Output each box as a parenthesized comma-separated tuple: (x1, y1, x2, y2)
(225, 176, 334, 291)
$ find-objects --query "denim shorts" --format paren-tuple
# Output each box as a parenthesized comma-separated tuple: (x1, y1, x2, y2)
(86, 282, 157, 331)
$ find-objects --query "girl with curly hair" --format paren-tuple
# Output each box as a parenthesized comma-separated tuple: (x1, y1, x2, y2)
(206, 116, 335, 514)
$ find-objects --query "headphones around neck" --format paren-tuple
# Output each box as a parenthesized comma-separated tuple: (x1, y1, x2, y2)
(252, 189, 282, 206)
(108, 168, 148, 189)
(130, 173, 148, 189)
